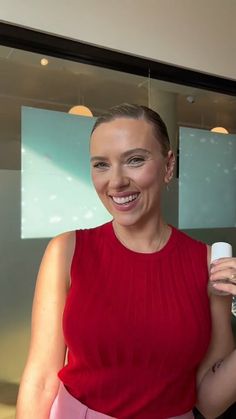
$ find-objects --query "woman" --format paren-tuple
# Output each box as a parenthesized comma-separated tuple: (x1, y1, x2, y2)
(16, 104, 236, 419)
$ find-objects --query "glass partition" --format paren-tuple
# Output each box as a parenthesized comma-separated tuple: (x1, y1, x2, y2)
(179, 127, 236, 229)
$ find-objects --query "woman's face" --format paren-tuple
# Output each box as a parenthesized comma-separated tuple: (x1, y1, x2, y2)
(90, 117, 174, 227)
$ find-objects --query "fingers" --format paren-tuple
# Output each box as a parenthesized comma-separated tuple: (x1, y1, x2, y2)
(212, 257, 236, 267)
(210, 268, 236, 282)
(212, 281, 236, 296)
(209, 257, 236, 297)
(210, 257, 236, 282)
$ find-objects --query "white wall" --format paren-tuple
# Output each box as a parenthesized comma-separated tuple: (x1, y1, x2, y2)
(0, 0, 236, 80)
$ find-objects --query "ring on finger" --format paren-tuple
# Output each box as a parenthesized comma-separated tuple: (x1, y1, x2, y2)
(230, 273, 236, 283)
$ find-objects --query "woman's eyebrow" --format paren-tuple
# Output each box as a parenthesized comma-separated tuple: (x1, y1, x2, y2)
(121, 148, 151, 158)
(90, 148, 151, 162)
(90, 156, 108, 162)
(90, 148, 151, 163)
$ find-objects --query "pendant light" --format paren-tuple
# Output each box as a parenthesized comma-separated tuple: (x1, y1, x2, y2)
(210, 126, 229, 134)
(68, 105, 93, 117)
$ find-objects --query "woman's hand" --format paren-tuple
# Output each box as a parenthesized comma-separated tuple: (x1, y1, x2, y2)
(210, 257, 236, 295)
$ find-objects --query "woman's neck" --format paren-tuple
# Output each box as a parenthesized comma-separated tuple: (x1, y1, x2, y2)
(112, 217, 170, 253)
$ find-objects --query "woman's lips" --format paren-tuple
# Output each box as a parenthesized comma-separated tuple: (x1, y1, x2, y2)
(110, 193, 140, 211)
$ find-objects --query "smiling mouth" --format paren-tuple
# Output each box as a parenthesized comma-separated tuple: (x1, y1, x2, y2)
(111, 193, 139, 205)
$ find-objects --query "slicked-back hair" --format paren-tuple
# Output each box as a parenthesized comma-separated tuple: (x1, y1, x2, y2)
(91, 103, 171, 156)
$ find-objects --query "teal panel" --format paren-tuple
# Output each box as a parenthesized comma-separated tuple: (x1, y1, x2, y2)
(21, 107, 111, 238)
(179, 127, 236, 229)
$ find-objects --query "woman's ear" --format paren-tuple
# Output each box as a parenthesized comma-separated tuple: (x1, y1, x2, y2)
(164, 150, 175, 184)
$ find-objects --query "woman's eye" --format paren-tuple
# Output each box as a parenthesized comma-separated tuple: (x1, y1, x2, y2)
(128, 157, 145, 166)
(93, 162, 109, 169)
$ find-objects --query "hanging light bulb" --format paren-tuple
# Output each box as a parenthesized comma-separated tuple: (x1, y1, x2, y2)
(210, 126, 229, 134)
(68, 105, 93, 117)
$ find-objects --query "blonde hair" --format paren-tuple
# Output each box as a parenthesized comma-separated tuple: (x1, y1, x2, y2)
(91, 103, 171, 156)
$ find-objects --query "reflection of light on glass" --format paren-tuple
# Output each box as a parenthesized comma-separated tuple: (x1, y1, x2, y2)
(43, 153, 52, 161)
(232, 297, 236, 317)
(84, 210, 93, 219)
(49, 194, 57, 200)
(49, 216, 62, 223)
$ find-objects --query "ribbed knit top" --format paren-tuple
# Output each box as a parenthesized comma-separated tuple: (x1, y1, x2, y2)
(58, 222, 211, 419)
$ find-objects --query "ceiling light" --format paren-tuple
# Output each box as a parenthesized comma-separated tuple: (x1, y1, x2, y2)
(210, 126, 229, 134)
(68, 105, 93, 117)
(40, 58, 49, 66)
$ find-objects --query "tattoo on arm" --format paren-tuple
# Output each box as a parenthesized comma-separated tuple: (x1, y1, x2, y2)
(212, 359, 223, 373)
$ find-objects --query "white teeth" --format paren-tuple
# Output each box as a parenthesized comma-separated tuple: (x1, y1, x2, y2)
(112, 194, 138, 204)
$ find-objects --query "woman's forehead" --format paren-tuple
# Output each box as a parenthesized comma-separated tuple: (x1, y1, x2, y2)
(90, 118, 161, 154)
(91, 118, 156, 144)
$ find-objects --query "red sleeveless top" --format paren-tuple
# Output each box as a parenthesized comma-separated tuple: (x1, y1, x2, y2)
(58, 222, 211, 418)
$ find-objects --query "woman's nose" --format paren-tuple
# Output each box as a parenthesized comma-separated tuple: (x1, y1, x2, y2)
(109, 167, 130, 189)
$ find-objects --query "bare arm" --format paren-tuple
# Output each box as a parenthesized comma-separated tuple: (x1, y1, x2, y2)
(16, 231, 75, 419)
(196, 294, 235, 418)
(196, 245, 236, 418)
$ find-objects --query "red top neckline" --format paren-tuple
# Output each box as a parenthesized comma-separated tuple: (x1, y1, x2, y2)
(104, 221, 177, 259)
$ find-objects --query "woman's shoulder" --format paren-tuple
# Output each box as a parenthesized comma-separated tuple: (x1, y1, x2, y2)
(172, 226, 208, 248)
(171, 226, 209, 263)
(46, 222, 111, 258)
(48, 230, 76, 250)
(42, 231, 76, 274)
(73, 221, 111, 242)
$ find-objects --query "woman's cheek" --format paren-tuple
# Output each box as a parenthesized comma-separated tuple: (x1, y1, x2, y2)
(91, 173, 105, 194)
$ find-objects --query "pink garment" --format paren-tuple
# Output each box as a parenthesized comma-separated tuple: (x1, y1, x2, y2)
(49, 382, 194, 419)
(49, 382, 114, 418)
